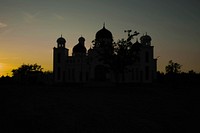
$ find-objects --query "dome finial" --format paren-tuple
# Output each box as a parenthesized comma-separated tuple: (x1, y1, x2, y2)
(96, 24, 113, 40)
(103, 22, 105, 28)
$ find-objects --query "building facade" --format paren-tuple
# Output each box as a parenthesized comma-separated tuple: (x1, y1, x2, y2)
(53, 26, 157, 83)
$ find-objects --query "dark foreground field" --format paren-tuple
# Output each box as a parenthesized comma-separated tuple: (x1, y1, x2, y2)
(2, 84, 195, 133)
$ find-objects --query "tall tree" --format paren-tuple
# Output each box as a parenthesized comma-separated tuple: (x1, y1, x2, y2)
(165, 60, 182, 74)
(96, 30, 140, 82)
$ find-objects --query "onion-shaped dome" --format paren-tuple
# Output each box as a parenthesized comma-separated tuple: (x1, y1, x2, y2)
(95, 26, 113, 40)
(134, 39, 141, 45)
(73, 45, 87, 54)
(57, 35, 66, 44)
(78, 36, 85, 42)
(140, 34, 152, 45)
(87, 45, 94, 56)
(72, 37, 87, 55)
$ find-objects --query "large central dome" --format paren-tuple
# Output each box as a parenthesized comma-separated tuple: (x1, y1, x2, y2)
(95, 25, 113, 40)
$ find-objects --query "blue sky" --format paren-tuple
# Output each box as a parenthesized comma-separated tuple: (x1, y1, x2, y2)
(0, 0, 200, 75)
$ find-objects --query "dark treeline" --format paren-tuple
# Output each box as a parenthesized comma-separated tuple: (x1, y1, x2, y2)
(0, 63, 53, 86)
(0, 62, 200, 87)
(156, 71, 200, 86)
(156, 60, 200, 86)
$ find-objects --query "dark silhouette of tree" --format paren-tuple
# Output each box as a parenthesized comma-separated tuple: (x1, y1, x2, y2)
(188, 70, 196, 74)
(96, 30, 140, 82)
(165, 60, 182, 74)
(164, 60, 186, 85)
(112, 38, 140, 82)
(156, 66, 200, 86)
(0, 75, 12, 85)
(12, 63, 43, 84)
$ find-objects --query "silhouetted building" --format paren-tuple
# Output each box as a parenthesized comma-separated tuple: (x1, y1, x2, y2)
(53, 25, 157, 83)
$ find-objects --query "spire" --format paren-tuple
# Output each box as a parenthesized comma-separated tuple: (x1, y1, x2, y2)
(61, 34, 62, 37)
(103, 22, 105, 28)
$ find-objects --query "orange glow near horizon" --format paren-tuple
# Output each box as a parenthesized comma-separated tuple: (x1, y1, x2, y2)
(0, 63, 13, 76)
(0, 62, 53, 77)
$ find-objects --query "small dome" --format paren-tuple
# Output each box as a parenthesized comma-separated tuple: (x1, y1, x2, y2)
(134, 39, 141, 45)
(131, 40, 141, 51)
(73, 36, 87, 55)
(95, 26, 113, 40)
(78, 36, 85, 42)
(57, 35, 66, 44)
(73, 44, 87, 54)
(87, 46, 93, 55)
(140, 34, 152, 43)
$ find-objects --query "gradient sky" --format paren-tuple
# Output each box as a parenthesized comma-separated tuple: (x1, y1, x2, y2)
(0, 0, 200, 76)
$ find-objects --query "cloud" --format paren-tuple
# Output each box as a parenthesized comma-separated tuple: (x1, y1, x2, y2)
(53, 13, 65, 20)
(0, 22, 7, 28)
(23, 12, 40, 23)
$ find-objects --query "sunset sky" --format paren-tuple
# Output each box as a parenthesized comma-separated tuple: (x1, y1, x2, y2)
(0, 0, 200, 76)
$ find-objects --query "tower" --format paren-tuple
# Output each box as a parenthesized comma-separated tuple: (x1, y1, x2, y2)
(53, 35, 68, 82)
(139, 33, 156, 82)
